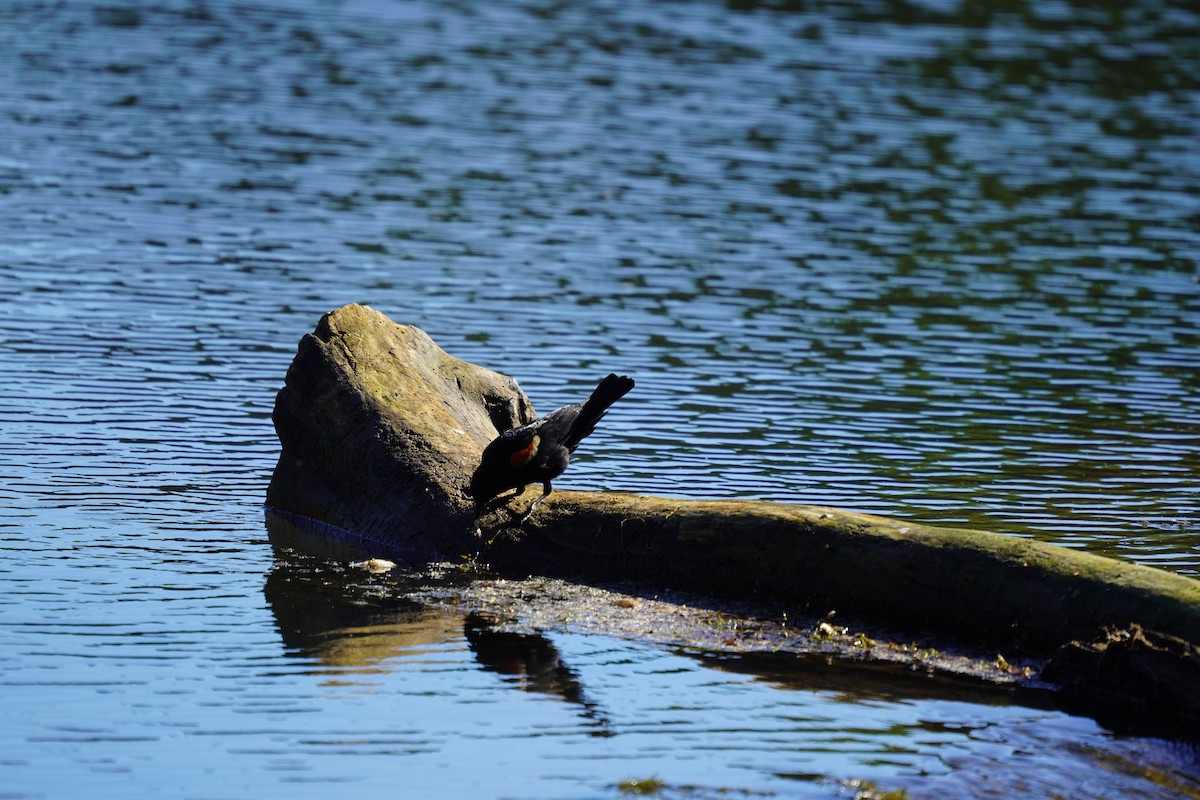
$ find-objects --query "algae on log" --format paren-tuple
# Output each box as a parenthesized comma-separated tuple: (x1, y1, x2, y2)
(267, 304, 1200, 655)
(499, 493, 1200, 652)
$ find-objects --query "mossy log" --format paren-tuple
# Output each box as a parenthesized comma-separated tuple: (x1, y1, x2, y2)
(267, 304, 1200, 660)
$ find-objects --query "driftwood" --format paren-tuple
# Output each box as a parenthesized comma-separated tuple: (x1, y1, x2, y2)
(267, 304, 1200, 731)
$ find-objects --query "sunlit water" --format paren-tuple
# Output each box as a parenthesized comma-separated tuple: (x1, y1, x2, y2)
(1, 0, 1198, 797)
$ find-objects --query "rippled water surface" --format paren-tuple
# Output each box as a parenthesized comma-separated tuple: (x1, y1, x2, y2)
(1, 0, 1198, 797)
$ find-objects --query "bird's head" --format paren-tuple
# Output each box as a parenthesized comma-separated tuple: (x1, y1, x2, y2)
(466, 465, 498, 515)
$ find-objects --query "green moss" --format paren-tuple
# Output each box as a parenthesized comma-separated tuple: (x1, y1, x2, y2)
(618, 777, 666, 796)
(847, 779, 913, 800)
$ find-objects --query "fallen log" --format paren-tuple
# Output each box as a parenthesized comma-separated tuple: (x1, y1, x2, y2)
(266, 304, 1200, 724)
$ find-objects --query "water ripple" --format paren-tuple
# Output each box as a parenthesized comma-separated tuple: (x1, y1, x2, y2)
(1, 0, 1198, 796)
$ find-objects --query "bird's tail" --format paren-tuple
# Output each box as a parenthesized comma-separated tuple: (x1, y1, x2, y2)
(565, 373, 635, 450)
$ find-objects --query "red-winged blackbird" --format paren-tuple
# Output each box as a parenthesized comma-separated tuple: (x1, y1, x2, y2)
(468, 373, 635, 519)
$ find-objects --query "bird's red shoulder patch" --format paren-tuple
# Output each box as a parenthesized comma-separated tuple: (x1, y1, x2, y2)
(508, 434, 540, 468)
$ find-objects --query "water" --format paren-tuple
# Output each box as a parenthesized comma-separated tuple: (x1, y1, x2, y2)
(1, 0, 1198, 796)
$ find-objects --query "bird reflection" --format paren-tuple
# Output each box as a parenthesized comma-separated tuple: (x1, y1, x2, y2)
(464, 614, 611, 733)
(264, 512, 610, 730)
(263, 557, 612, 730)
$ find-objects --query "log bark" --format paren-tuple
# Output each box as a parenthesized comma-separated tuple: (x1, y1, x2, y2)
(267, 304, 1200, 658)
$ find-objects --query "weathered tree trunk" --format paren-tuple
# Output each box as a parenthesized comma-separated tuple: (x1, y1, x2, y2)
(267, 303, 531, 558)
(267, 303, 1200, 660)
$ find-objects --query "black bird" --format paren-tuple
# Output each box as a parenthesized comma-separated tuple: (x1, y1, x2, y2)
(468, 373, 635, 519)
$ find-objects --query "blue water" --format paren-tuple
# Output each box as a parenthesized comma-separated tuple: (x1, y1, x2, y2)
(1, 0, 1198, 797)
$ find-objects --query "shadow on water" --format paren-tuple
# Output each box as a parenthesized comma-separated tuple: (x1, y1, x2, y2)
(255, 519, 604, 728)
(263, 522, 609, 728)
(264, 511, 1020, 707)
(261, 515, 1035, 750)
(263, 511, 1200, 798)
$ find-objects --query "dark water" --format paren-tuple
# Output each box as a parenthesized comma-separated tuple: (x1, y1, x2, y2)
(1, 0, 1198, 797)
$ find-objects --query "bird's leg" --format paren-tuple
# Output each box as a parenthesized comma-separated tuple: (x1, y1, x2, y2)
(530, 480, 553, 512)
(517, 481, 553, 523)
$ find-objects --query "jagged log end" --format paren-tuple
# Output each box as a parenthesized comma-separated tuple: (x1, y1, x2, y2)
(266, 303, 533, 554)
(1045, 625, 1200, 737)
